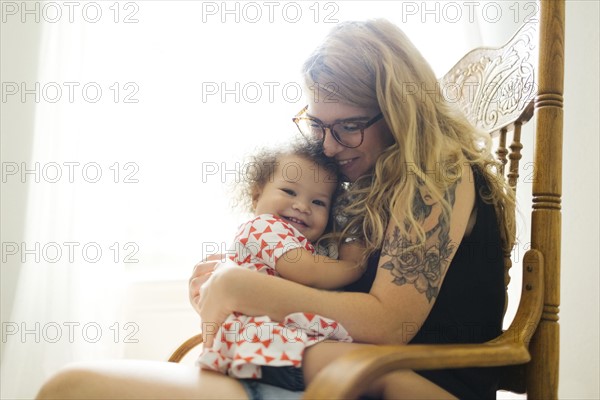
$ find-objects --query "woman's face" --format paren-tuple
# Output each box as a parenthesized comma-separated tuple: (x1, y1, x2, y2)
(306, 100, 395, 182)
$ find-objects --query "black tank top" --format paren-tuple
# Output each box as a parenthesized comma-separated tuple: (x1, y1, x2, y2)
(343, 167, 505, 399)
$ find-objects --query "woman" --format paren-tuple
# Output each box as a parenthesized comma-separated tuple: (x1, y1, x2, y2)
(37, 19, 515, 400)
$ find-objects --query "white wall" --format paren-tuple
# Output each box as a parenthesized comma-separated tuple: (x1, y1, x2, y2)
(558, 1, 600, 398)
(0, 2, 42, 359)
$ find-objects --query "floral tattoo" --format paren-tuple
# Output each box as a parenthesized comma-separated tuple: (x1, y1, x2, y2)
(380, 181, 459, 303)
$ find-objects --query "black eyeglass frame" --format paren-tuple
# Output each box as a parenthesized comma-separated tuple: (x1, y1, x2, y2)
(292, 105, 384, 149)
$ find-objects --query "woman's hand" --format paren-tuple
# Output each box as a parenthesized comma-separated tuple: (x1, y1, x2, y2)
(188, 254, 223, 314)
(196, 261, 239, 347)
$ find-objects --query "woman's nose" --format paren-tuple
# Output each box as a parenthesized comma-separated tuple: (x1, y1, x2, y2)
(322, 128, 344, 157)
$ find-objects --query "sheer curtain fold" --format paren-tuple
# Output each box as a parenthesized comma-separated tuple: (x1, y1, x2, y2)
(2, 2, 523, 398)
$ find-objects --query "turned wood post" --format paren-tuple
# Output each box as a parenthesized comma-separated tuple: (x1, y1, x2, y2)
(527, 1, 564, 398)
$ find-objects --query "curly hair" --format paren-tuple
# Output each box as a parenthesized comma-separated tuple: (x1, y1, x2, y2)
(233, 139, 344, 235)
(302, 19, 516, 263)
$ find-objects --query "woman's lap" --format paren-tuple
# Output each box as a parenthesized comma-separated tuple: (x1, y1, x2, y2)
(36, 351, 456, 400)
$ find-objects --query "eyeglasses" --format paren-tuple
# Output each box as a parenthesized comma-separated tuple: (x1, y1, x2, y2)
(292, 105, 384, 149)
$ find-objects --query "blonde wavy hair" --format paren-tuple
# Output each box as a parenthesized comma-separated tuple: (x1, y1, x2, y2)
(302, 19, 516, 262)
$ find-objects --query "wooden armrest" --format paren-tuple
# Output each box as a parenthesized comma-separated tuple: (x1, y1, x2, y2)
(303, 337, 529, 399)
(168, 333, 203, 363)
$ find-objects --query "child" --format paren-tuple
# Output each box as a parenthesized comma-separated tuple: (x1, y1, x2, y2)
(197, 140, 365, 390)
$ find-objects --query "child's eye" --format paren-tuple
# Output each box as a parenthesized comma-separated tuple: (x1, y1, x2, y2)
(312, 199, 327, 207)
(281, 188, 295, 196)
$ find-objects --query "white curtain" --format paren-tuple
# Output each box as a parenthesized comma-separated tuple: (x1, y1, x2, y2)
(1, 1, 530, 398)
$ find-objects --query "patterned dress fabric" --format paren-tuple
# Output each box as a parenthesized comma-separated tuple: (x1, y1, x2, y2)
(197, 214, 352, 379)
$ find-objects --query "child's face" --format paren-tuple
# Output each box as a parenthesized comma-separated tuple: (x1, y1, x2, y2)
(252, 154, 337, 242)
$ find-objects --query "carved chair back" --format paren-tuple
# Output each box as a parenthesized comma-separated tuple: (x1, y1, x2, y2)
(440, 19, 538, 321)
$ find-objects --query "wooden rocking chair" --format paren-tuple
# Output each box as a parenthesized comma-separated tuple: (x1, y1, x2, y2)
(169, 1, 564, 398)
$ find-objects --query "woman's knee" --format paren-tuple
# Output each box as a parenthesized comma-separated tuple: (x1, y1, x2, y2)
(36, 363, 99, 399)
(36, 360, 250, 400)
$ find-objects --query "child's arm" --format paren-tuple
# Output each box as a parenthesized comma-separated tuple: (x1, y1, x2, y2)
(275, 242, 366, 290)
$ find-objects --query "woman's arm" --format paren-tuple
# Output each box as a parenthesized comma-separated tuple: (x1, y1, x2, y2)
(275, 242, 366, 289)
(195, 164, 476, 345)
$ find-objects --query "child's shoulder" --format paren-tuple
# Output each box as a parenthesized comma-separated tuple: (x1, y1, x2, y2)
(239, 214, 307, 240)
(240, 214, 293, 232)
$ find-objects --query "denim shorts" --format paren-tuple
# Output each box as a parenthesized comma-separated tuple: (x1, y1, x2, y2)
(239, 381, 303, 400)
(240, 366, 305, 400)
